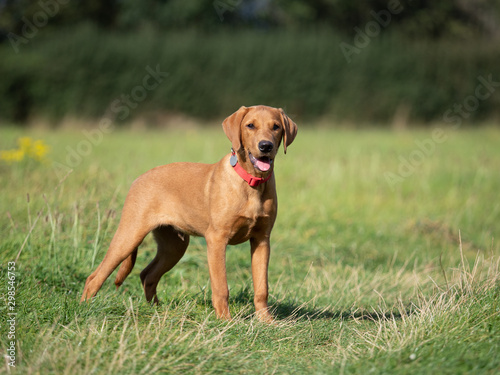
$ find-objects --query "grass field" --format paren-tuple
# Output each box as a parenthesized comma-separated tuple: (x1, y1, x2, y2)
(1, 125, 499, 374)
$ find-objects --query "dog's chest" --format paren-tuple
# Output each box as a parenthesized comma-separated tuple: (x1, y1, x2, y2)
(228, 196, 274, 244)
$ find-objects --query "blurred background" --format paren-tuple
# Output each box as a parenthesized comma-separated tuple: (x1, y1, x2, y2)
(1, 0, 500, 128)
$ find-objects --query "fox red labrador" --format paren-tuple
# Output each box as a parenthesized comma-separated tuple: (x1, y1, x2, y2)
(81, 105, 297, 322)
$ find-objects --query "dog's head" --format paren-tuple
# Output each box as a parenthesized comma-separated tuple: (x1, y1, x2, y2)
(222, 105, 297, 172)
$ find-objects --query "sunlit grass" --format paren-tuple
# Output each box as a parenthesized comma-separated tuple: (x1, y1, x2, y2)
(0, 125, 499, 374)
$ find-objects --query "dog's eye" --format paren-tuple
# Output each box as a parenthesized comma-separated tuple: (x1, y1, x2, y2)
(273, 124, 280, 131)
(246, 123, 255, 129)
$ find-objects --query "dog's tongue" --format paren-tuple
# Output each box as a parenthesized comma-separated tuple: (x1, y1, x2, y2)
(255, 158, 271, 172)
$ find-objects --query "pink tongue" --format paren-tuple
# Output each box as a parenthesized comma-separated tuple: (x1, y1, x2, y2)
(255, 159, 271, 172)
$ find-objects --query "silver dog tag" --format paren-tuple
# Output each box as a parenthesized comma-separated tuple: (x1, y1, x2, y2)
(230, 153, 238, 167)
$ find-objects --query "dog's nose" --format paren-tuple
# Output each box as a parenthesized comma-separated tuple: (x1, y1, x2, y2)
(258, 141, 274, 154)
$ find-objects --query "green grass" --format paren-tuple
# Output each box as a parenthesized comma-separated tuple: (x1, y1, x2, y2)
(0, 125, 499, 374)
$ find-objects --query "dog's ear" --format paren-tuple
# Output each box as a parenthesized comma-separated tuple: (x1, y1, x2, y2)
(222, 106, 249, 152)
(279, 109, 298, 154)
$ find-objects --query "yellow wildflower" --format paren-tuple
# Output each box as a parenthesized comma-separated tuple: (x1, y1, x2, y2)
(18, 137, 33, 152)
(0, 137, 50, 164)
(31, 140, 50, 161)
(0, 149, 25, 163)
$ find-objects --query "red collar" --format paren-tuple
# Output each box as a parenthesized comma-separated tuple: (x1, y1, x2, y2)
(230, 151, 272, 187)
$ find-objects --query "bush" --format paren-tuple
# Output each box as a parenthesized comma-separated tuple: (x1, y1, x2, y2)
(1, 24, 499, 125)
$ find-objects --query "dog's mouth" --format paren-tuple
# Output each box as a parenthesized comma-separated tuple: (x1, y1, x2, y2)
(249, 152, 273, 172)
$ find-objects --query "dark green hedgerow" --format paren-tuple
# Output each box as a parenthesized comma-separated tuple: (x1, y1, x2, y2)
(1, 25, 500, 125)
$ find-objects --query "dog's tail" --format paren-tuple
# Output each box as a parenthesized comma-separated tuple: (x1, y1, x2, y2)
(114, 247, 138, 288)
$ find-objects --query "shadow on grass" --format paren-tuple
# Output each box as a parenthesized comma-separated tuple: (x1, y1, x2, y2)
(75, 284, 415, 324)
(231, 286, 414, 322)
(271, 301, 412, 322)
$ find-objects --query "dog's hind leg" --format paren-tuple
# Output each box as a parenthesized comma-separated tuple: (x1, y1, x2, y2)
(114, 248, 138, 288)
(140, 225, 189, 303)
(81, 222, 150, 302)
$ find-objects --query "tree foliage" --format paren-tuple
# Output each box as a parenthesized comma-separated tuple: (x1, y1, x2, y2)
(1, 1, 499, 125)
(1, 0, 499, 39)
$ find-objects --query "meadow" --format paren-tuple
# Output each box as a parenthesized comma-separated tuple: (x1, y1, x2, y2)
(0, 124, 499, 374)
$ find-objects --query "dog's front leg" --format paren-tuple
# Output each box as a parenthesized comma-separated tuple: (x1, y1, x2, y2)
(206, 233, 231, 320)
(250, 237, 273, 323)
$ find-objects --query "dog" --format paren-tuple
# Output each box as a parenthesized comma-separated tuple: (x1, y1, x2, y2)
(81, 105, 297, 322)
